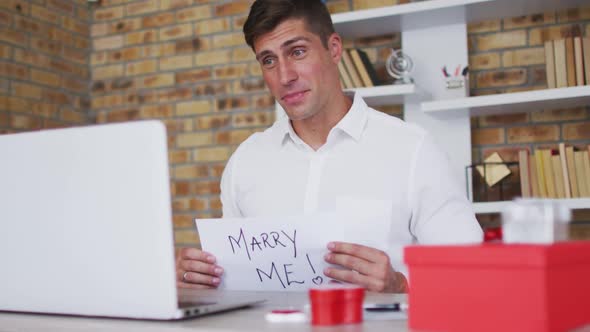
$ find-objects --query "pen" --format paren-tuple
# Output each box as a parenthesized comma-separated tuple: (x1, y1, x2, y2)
(364, 303, 407, 312)
(461, 66, 469, 76)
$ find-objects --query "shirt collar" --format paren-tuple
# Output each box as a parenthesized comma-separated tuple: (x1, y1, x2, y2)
(332, 91, 368, 142)
(275, 115, 300, 147)
(275, 92, 369, 147)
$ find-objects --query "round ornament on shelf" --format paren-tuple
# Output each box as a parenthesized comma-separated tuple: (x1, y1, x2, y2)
(386, 49, 414, 84)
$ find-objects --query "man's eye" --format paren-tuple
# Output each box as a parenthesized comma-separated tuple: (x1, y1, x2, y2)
(262, 57, 275, 67)
(292, 49, 306, 57)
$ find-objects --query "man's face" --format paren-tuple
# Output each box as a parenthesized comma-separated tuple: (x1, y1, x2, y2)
(253, 19, 341, 121)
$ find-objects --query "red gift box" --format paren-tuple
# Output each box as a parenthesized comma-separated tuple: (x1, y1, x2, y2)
(404, 241, 590, 332)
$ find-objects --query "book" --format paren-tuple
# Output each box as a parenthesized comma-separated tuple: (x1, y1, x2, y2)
(565, 146, 579, 198)
(584, 149, 590, 197)
(574, 37, 585, 86)
(529, 157, 540, 198)
(518, 150, 531, 198)
(341, 49, 363, 88)
(337, 61, 353, 89)
(551, 154, 565, 199)
(558, 143, 571, 198)
(575, 151, 588, 197)
(553, 39, 568, 88)
(541, 149, 556, 198)
(584, 37, 590, 85)
(355, 48, 381, 86)
(534, 149, 548, 198)
(544, 40, 556, 89)
(565, 37, 576, 87)
(349, 49, 374, 87)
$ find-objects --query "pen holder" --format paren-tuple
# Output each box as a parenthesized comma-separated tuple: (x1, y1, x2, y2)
(444, 76, 469, 98)
(309, 284, 364, 326)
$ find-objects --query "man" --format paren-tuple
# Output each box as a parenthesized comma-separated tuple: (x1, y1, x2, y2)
(176, 0, 482, 293)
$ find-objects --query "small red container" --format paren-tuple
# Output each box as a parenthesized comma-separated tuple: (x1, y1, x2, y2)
(405, 241, 590, 332)
(309, 285, 364, 326)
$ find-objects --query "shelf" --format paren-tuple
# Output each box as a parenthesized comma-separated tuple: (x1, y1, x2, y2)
(332, 0, 588, 38)
(345, 84, 417, 106)
(473, 198, 590, 214)
(420, 86, 590, 117)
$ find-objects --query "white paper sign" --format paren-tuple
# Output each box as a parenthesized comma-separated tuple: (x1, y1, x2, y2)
(196, 212, 390, 291)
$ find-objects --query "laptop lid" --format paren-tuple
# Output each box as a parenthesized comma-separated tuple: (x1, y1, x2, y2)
(0, 121, 182, 319)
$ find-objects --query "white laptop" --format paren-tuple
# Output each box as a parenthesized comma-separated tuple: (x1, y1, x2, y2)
(0, 120, 264, 320)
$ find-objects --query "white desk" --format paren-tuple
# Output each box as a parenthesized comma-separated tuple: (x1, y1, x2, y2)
(0, 289, 409, 332)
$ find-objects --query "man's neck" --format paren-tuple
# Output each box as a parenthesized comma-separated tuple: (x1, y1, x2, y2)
(291, 92, 353, 151)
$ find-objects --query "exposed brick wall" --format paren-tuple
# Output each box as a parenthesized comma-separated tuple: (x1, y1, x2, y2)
(0, 0, 91, 133)
(89, 1, 590, 245)
(2, 1, 589, 247)
(469, 9, 590, 206)
(89, 0, 406, 247)
(89, 0, 273, 247)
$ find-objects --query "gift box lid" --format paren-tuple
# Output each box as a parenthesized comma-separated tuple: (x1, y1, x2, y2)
(404, 241, 590, 268)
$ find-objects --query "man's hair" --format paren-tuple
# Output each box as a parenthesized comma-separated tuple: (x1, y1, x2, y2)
(243, 0, 335, 51)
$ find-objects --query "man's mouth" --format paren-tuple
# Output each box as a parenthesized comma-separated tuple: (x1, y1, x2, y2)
(281, 90, 309, 104)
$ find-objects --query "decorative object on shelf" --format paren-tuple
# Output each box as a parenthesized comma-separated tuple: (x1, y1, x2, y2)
(386, 49, 414, 84)
(466, 153, 519, 203)
(501, 199, 571, 244)
(442, 64, 468, 91)
(476, 152, 511, 187)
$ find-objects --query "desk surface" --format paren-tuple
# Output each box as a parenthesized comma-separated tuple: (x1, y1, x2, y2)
(0, 289, 410, 332)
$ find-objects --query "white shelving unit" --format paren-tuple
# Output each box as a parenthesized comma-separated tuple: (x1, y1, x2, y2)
(332, 0, 589, 38)
(473, 198, 590, 214)
(329, 0, 590, 213)
(422, 86, 590, 117)
(344, 84, 417, 106)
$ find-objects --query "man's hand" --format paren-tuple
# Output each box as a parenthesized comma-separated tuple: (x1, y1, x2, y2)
(323, 242, 407, 293)
(176, 248, 224, 289)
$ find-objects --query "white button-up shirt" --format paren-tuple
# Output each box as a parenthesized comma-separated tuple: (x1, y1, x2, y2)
(220, 93, 483, 274)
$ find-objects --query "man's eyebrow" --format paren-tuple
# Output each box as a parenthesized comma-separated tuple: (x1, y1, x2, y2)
(255, 36, 311, 61)
(281, 36, 311, 48)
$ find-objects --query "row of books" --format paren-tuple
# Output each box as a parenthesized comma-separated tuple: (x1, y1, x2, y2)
(338, 48, 381, 89)
(544, 37, 590, 89)
(518, 144, 590, 199)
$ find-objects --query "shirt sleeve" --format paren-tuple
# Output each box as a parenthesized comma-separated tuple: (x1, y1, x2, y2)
(220, 151, 243, 218)
(408, 133, 483, 244)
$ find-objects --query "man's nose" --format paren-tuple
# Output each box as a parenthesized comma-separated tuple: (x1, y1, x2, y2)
(278, 60, 298, 86)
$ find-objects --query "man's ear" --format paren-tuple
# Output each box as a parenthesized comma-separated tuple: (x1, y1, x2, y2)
(328, 32, 343, 63)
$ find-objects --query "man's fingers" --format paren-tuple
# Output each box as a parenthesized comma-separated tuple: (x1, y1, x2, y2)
(176, 247, 224, 288)
(327, 242, 389, 264)
(179, 248, 216, 263)
(180, 271, 221, 286)
(179, 260, 223, 277)
(324, 252, 373, 276)
(324, 242, 399, 293)
(323, 267, 385, 292)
